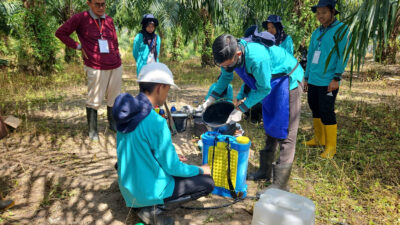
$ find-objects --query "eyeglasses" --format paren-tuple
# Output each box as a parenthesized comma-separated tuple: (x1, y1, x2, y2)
(94, 2, 106, 8)
(214, 54, 238, 68)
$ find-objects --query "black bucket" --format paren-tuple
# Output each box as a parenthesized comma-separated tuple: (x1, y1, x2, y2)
(172, 111, 188, 133)
(203, 101, 235, 127)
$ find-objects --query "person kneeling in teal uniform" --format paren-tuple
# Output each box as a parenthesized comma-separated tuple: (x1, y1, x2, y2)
(113, 63, 214, 225)
(203, 33, 304, 193)
(204, 75, 245, 136)
(205, 74, 233, 103)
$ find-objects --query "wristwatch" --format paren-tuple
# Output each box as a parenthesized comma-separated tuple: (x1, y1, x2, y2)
(333, 76, 341, 81)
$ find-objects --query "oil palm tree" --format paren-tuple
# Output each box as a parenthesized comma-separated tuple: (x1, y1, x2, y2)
(328, 0, 400, 84)
(0, 1, 19, 50)
(151, 0, 190, 61)
(180, 0, 225, 66)
(46, 0, 86, 63)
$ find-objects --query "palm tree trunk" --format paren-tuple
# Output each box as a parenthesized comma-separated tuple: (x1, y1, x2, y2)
(200, 8, 214, 67)
(385, 9, 400, 64)
(375, 22, 400, 64)
(171, 26, 182, 61)
(158, 28, 166, 58)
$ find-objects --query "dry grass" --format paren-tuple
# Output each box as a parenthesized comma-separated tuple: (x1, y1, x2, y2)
(1, 58, 399, 225)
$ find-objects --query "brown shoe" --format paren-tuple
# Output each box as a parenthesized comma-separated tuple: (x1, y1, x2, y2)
(0, 199, 15, 211)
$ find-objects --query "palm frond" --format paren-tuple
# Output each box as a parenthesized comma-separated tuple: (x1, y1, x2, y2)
(329, 0, 400, 86)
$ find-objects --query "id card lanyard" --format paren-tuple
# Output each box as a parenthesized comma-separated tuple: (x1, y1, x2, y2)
(312, 21, 336, 64)
(150, 38, 155, 48)
(147, 38, 156, 63)
(93, 18, 104, 38)
(94, 18, 110, 53)
(317, 26, 330, 50)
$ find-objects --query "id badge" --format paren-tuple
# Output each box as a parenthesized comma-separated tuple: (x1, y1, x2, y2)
(147, 53, 155, 64)
(98, 39, 110, 53)
(312, 51, 321, 64)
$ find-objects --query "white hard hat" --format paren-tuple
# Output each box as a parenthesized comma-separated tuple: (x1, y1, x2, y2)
(137, 63, 179, 89)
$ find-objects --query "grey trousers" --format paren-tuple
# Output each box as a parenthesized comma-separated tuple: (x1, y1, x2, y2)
(263, 83, 302, 164)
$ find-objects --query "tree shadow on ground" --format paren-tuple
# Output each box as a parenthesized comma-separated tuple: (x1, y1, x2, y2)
(0, 79, 254, 224)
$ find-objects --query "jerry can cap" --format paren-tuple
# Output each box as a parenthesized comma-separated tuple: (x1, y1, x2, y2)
(236, 136, 250, 144)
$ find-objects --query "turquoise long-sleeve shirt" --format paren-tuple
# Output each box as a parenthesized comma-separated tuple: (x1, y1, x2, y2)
(305, 20, 350, 86)
(116, 110, 199, 208)
(279, 35, 294, 55)
(206, 82, 233, 102)
(133, 33, 161, 76)
(236, 35, 294, 101)
(212, 39, 304, 111)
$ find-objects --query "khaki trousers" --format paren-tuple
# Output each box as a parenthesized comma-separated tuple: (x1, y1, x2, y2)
(84, 65, 122, 110)
(264, 83, 303, 164)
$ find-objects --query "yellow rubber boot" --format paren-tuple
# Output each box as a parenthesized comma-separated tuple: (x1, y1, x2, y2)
(304, 118, 325, 146)
(320, 124, 337, 159)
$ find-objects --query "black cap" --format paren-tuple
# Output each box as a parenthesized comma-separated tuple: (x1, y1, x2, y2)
(141, 14, 159, 26)
(311, 0, 340, 15)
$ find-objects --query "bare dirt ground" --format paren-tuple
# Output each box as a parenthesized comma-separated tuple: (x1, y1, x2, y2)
(1, 60, 400, 225)
(0, 65, 259, 225)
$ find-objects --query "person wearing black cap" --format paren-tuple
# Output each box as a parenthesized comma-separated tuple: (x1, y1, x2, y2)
(133, 14, 161, 76)
(304, 0, 350, 159)
(207, 32, 304, 193)
(262, 15, 294, 55)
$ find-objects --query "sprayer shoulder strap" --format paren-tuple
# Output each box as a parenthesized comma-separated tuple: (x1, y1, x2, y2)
(225, 137, 238, 200)
(210, 137, 238, 199)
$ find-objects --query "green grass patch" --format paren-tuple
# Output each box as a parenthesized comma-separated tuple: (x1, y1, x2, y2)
(40, 181, 75, 208)
(163, 58, 244, 88)
(0, 63, 85, 117)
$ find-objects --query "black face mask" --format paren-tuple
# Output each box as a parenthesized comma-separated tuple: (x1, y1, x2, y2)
(224, 43, 245, 72)
(225, 54, 243, 72)
(225, 65, 235, 73)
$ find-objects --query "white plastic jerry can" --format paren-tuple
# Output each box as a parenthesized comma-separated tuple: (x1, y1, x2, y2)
(251, 188, 316, 225)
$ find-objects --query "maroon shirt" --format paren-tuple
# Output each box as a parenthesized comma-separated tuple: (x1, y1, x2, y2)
(55, 11, 121, 70)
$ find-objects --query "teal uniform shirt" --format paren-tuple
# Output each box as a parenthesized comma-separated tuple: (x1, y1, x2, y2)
(236, 35, 294, 101)
(116, 110, 199, 208)
(305, 20, 350, 86)
(212, 39, 304, 110)
(206, 82, 233, 102)
(279, 35, 294, 55)
(133, 33, 161, 76)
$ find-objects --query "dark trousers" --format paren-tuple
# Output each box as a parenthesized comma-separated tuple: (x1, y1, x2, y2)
(264, 85, 302, 164)
(307, 84, 339, 125)
(245, 102, 263, 123)
(164, 175, 214, 203)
